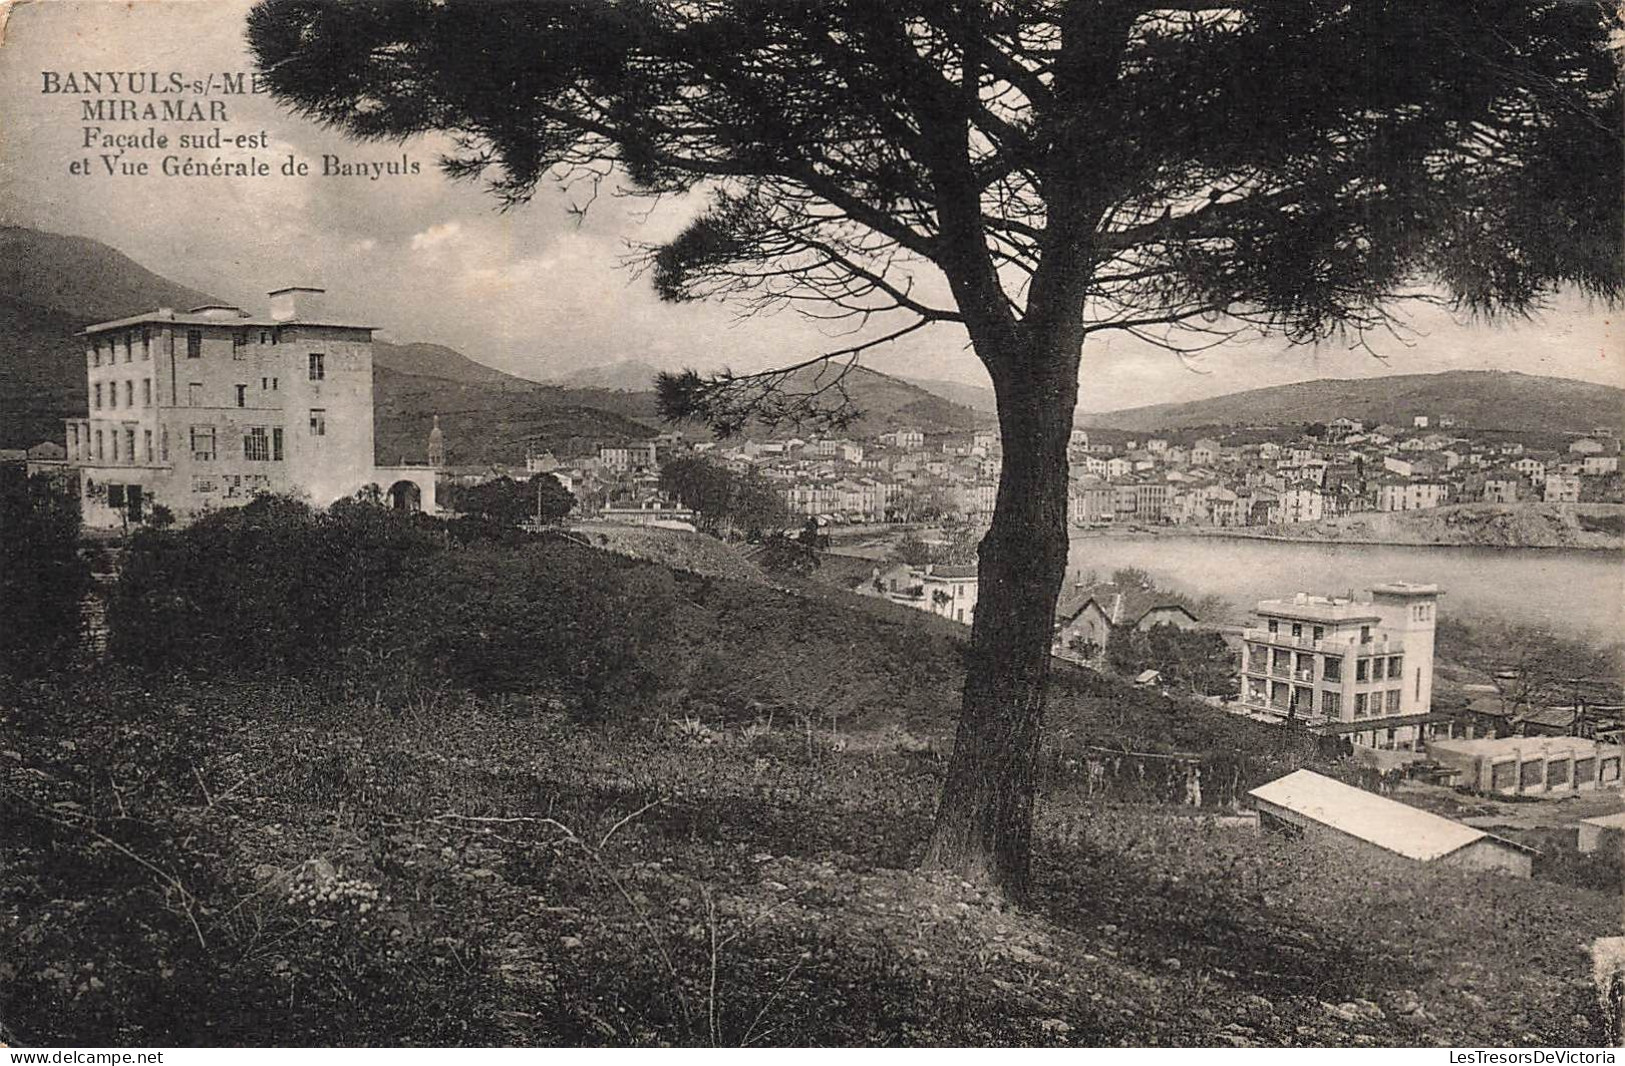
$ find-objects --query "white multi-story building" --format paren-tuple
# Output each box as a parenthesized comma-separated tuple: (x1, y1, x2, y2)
(67, 288, 434, 528)
(1376, 479, 1448, 512)
(1239, 583, 1442, 749)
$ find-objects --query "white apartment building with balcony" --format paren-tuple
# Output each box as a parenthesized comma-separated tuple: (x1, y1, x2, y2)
(1238, 583, 1442, 749)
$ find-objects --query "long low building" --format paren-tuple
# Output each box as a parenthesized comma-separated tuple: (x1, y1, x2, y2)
(1427, 736, 1624, 797)
(1249, 769, 1535, 877)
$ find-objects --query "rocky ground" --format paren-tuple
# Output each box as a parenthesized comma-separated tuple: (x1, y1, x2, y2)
(2, 671, 1616, 1047)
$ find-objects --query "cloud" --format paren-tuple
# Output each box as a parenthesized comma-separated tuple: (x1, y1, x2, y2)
(410, 222, 464, 251)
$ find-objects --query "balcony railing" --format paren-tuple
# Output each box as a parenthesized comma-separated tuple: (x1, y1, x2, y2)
(1242, 628, 1392, 656)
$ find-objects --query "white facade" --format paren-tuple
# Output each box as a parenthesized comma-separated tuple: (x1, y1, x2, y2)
(68, 289, 434, 528)
(1239, 583, 1441, 748)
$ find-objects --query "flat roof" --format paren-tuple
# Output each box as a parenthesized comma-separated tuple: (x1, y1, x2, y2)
(1579, 812, 1625, 831)
(1249, 769, 1528, 861)
(82, 310, 375, 333)
(1256, 595, 1382, 624)
(1429, 736, 1624, 760)
(1372, 582, 1443, 598)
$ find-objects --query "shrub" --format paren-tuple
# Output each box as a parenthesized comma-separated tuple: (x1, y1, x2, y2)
(0, 469, 91, 676)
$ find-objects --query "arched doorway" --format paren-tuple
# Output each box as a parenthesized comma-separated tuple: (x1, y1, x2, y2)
(388, 479, 422, 512)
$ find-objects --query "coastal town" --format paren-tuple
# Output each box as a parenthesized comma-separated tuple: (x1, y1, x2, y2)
(4, 0, 1623, 1049)
(12, 287, 1621, 771)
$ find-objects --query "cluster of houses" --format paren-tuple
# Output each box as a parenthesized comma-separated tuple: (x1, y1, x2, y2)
(1063, 418, 1623, 529)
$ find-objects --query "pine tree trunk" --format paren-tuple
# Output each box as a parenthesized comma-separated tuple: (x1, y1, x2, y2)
(923, 340, 1080, 899)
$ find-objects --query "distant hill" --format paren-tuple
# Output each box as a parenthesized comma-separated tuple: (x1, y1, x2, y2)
(0, 226, 223, 448)
(1076, 370, 1624, 434)
(373, 367, 655, 466)
(899, 375, 999, 415)
(372, 340, 541, 391)
(541, 359, 992, 437)
(548, 359, 666, 392)
(0, 226, 217, 322)
(1, 224, 990, 453)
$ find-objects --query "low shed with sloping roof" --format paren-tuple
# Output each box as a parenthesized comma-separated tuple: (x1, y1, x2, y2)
(1248, 769, 1535, 877)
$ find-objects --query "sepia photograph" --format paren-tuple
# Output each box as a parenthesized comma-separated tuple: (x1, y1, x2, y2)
(1, 0, 1622, 1053)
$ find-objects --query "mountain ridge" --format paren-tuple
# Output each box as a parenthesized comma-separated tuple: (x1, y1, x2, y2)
(1073, 369, 1623, 434)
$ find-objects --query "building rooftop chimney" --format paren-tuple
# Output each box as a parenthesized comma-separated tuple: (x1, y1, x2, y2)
(268, 286, 327, 323)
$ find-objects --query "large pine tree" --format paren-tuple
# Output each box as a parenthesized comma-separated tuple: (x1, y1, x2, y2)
(250, 0, 1621, 896)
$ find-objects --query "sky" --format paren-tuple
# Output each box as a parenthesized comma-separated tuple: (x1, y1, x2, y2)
(2, 0, 1619, 412)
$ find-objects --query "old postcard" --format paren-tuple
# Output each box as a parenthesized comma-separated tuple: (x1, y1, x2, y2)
(2, 0, 1622, 1053)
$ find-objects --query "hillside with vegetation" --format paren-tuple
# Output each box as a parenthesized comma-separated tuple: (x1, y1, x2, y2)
(1076, 370, 1623, 434)
(1, 493, 1616, 1047)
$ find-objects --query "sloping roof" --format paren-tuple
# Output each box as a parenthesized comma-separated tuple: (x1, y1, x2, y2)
(1248, 769, 1509, 862)
(1054, 581, 1199, 628)
(1580, 812, 1625, 831)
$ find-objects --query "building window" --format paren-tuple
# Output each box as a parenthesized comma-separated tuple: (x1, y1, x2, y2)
(124, 333, 133, 362)
(233, 330, 249, 358)
(108, 483, 125, 508)
(160, 426, 169, 462)
(187, 330, 202, 359)
(144, 429, 153, 463)
(1575, 758, 1596, 785)
(1291, 623, 1302, 638)
(94, 383, 102, 410)
(236, 384, 247, 408)
(190, 425, 216, 462)
(125, 380, 134, 407)
(1415, 670, 1422, 700)
(69, 424, 79, 459)
(108, 382, 117, 410)
(309, 408, 326, 437)
(1355, 693, 1368, 717)
(272, 427, 283, 462)
(1356, 659, 1369, 682)
(1322, 691, 1341, 718)
(1520, 761, 1544, 789)
(1386, 689, 1401, 714)
(260, 331, 270, 345)
(95, 430, 104, 460)
(1267, 619, 1278, 634)
(142, 378, 152, 406)
(271, 377, 278, 391)
(308, 353, 325, 381)
(1547, 760, 1571, 788)
(141, 327, 150, 360)
(125, 429, 135, 463)
(188, 383, 203, 407)
(1388, 655, 1403, 679)
(1322, 656, 1342, 682)
(191, 475, 217, 494)
(243, 427, 270, 462)
(110, 432, 119, 462)
(92, 342, 101, 368)
(1359, 625, 1371, 644)
(1312, 626, 1324, 641)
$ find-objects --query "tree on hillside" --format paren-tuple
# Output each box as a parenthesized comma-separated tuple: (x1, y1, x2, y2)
(251, 0, 1620, 896)
(659, 455, 786, 536)
(660, 456, 735, 533)
(444, 474, 575, 526)
(1, 469, 90, 676)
